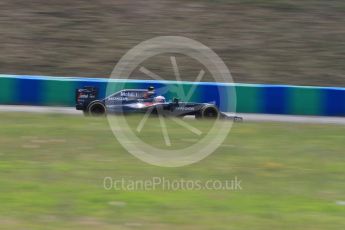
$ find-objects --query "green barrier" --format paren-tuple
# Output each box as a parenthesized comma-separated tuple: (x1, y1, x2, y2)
(1, 74, 345, 116)
(235, 85, 260, 114)
(41, 79, 79, 106)
(0, 77, 17, 104)
(288, 87, 323, 116)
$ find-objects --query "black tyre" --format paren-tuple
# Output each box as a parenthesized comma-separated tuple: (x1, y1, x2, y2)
(196, 105, 219, 119)
(87, 101, 106, 116)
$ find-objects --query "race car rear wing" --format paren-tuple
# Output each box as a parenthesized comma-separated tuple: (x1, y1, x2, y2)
(75, 86, 98, 108)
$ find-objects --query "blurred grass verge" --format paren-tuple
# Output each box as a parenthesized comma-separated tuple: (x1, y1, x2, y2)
(0, 0, 344, 86)
(0, 112, 344, 229)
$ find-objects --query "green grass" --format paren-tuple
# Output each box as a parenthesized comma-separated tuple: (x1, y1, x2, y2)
(0, 112, 344, 229)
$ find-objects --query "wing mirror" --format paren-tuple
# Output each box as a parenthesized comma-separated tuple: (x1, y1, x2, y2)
(173, 98, 179, 105)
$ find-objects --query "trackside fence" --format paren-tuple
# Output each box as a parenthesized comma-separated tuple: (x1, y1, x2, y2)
(1, 74, 344, 116)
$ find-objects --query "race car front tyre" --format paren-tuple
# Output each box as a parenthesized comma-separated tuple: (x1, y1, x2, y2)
(196, 105, 219, 119)
(87, 101, 106, 116)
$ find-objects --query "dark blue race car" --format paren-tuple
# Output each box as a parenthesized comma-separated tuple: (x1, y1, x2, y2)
(75, 86, 242, 121)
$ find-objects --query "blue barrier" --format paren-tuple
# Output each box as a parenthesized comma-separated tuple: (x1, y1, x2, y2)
(0, 74, 345, 116)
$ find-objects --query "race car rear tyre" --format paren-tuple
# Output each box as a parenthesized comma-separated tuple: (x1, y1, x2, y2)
(196, 105, 219, 119)
(87, 101, 106, 116)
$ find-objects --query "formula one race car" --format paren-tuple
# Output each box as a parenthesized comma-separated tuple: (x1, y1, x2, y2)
(75, 86, 242, 121)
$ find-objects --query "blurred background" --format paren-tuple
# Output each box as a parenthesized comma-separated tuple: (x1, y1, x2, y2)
(0, 0, 344, 85)
(0, 1, 345, 230)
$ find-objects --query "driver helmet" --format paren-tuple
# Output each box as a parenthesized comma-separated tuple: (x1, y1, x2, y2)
(154, 96, 166, 103)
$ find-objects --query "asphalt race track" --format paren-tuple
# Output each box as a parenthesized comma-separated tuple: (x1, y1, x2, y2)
(1, 105, 345, 125)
